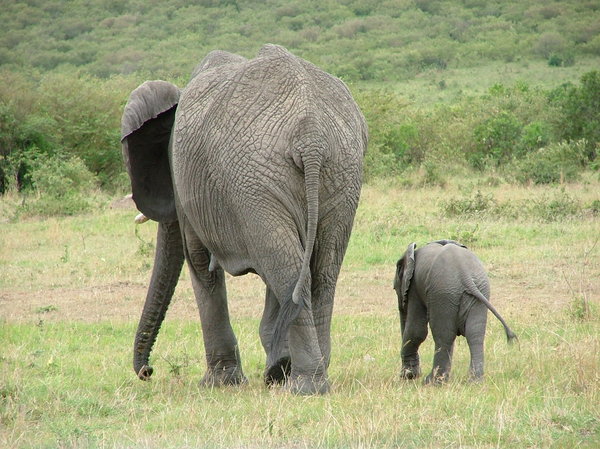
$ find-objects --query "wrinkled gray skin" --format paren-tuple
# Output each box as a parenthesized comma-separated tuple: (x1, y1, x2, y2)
(393, 240, 517, 384)
(120, 45, 367, 395)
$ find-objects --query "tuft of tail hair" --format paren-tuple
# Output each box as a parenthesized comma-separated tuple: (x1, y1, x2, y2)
(506, 328, 518, 345)
(270, 299, 302, 362)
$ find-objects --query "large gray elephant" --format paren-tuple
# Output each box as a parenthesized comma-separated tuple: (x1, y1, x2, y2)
(120, 44, 367, 395)
(393, 240, 517, 384)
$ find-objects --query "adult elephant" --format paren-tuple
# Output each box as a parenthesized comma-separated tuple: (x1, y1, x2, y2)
(121, 44, 367, 395)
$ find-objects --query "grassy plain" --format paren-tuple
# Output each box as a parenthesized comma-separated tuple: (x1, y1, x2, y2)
(376, 58, 600, 106)
(1, 175, 599, 448)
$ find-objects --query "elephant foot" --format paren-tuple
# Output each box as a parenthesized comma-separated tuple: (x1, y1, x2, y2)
(468, 372, 484, 383)
(135, 364, 154, 381)
(200, 365, 247, 387)
(264, 356, 291, 386)
(400, 364, 421, 380)
(424, 369, 449, 385)
(469, 364, 484, 382)
(286, 373, 330, 395)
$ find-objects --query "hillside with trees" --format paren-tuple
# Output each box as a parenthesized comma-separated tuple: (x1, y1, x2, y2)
(0, 0, 599, 217)
(2, 0, 600, 80)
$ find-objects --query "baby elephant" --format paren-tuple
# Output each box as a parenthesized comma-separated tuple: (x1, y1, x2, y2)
(393, 240, 517, 384)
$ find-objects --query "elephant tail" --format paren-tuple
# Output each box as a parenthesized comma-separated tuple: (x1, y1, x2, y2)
(270, 144, 324, 359)
(464, 277, 518, 344)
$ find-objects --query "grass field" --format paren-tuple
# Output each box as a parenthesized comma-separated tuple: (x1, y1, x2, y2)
(361, 58, 600, 106)
(1, 175, 599, 448)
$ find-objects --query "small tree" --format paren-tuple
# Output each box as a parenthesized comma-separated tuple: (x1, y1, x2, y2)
(551, 71, 600, 160)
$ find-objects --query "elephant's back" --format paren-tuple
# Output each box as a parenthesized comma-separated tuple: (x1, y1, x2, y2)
(421, 245, 488, 301)
(173, 44, 365, 214)
(176, 45, 365, 167)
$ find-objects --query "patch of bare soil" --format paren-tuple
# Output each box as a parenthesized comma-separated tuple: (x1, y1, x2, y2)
(0, 266, 583, 325)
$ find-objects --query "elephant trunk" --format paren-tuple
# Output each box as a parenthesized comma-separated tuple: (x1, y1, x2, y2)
(133, 221, 185, 380)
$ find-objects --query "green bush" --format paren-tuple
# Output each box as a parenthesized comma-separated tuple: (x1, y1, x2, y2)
(30, 154, 96, 197)
(439, 188, 583, 222)
(17, 153, 99, 217)
(0, 101, 58, 193)
(519, 120, 553, 153)
(587, 199, 600, 215)
(354, 88, 411, 179)
(512, 139, 588, 184)
(381, 123, 421, 164)
(38, 73, 125, 188)
(420, 160, 447, 187)
(440, 190, 496, 217)
(550, 71, 600, 160)
(529, 189, 581, 222)
(470, 111, 523, 168)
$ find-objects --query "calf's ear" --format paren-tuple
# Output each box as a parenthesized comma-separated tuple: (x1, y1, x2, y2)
(121, 80, 180, 223)
(397, 243, 416, 310)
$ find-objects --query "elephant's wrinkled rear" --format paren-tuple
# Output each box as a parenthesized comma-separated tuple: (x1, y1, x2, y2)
(395, 240, 517, 384)
(120, 44, 367, 395)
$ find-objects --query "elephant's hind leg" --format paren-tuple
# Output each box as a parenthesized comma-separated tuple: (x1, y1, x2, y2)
(259, 243, 329, 395)
(287, 306, 330, 395)
(425, 339, 455, 385)
(260, 287, 291, 386)
(464, 301, 488, 381)
(425, 319, 457, 385)
(182, 222, 247, 387)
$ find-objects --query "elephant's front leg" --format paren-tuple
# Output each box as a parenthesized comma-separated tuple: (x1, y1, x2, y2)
(183, 226, 247, 387)
(400, 296, 428, 379)
(260, 287, 291, 386)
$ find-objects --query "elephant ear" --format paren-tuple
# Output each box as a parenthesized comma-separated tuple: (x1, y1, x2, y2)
(397, 243, 416, 310)
(121, 81, 180, 222)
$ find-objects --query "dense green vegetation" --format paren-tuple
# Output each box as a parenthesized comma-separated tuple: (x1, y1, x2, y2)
(0, 0, 599, 217)
(2, 0, 599, 80)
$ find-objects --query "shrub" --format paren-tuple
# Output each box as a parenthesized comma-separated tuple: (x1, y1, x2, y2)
(512, 139, 588, 184)
(440, 190, 496, 217)
(381, 123, 421, 165)
(588, 199, 600, 215)
(470, 112, 523, 168)
(529, 189, 581, 222)
(0, 102, 58, 193)
(535, 32, 568, 59)
(353, 88, 411, 179)
(548, 53, 575, 67)
(519, 120, 553, 153)
(420, 160, 447, 187)
(550, 71, 600, 160)
(18, 153, 99, 217)
(30, 154, 96, 197)
(37, 73, 125, 188)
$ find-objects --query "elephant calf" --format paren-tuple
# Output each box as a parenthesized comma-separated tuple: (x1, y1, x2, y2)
(393, 240, 517, 384)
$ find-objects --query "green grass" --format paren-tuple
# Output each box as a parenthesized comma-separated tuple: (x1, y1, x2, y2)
(1, 318, 598, 448)
(364, 57, 600, 106)
(1, 176, 599, 448)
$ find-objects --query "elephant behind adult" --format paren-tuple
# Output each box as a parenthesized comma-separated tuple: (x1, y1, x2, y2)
(121, 45, 368, 395)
